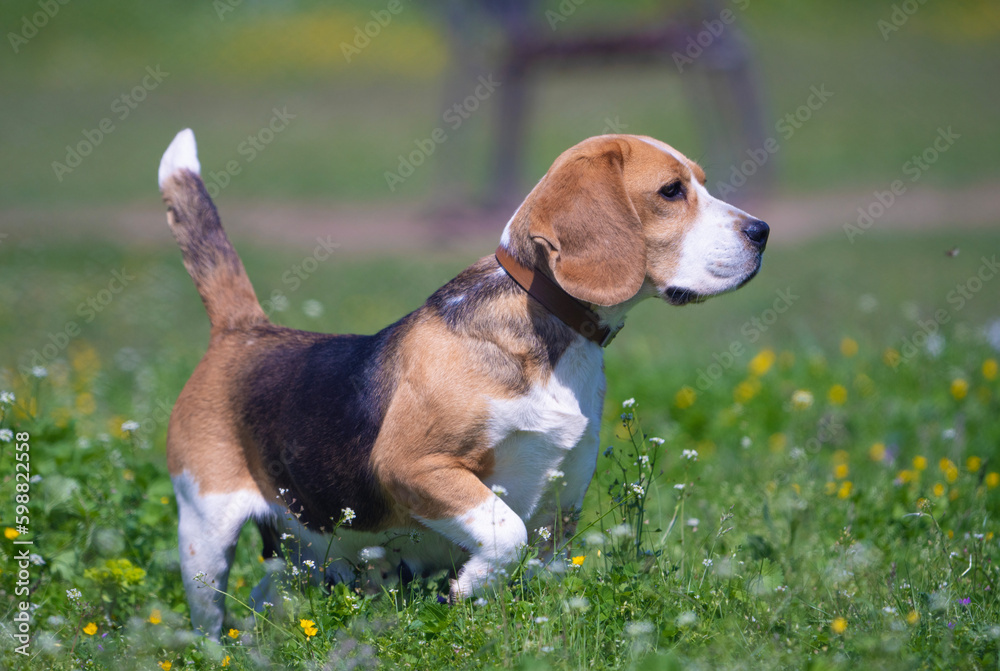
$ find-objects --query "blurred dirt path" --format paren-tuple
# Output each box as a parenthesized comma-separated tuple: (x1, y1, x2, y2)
(4, 182, 997, 254)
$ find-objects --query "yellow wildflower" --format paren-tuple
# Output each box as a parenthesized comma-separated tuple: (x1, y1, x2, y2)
(831, 617, 847, 634)
(939, 457, 954, 472)
(825, 481, 837, 495)
(883, 348, 901, 367)
(945, 467, 959, 483)
(950, 378, 969, 400)
(83, 622, 97, 636)
(967, 456, 982, 472)
(869, 442, 886, 461)
(898, 469, 915, 483)
(986, 472, 1000, 488)
(149, 609, 162, 625)
(75, 392, 96, 416)
(674, 386, 696, 409)
(222, 657, 231, 667)
(834, 463, 849, 480)
(748, 349, 776, 376)
(572, 555, 586, 566)
(932, 483, 945, 497)
(160, 496, 170, 505)
(840, 337, 859, 357)
(837, 481, 853, 499)
(768, 433, 787, 453)
(734, 377, 761, 403)
(983, 358, 998, 381)
(828, 384, 848, 405)
(907, 610, 919, 625)
(4, 528, 19, 540)
(228, 628, 239, 639)
(913, 456, 927, 471)
(300, 619, 318, 638)
(159, 662, 172, 671)
(854, 373, 876, 397)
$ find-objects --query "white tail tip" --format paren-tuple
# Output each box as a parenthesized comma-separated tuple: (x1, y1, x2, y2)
(158, 128, 201, 190)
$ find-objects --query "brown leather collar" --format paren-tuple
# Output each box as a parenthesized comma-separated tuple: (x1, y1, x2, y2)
(495, 245, 616, 347)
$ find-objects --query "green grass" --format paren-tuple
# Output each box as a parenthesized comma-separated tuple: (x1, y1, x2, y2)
(1, 230, 1000, 668)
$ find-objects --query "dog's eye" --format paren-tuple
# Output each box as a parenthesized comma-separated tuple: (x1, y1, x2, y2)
(659, 181, 685, 201)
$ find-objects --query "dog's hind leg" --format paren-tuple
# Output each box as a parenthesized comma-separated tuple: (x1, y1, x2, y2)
(173, 472, 268, 638)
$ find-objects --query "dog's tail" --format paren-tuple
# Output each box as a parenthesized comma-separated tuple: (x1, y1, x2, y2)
(158, 129, 267, 332)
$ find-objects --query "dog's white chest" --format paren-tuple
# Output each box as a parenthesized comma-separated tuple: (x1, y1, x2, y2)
(484, 340, 606, 519)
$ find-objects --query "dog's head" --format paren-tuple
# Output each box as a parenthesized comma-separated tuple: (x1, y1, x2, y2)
(502, 134, 768, 309)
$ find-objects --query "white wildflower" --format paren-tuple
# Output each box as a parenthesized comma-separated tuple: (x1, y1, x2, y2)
(303, 299, 324, 318)
(740, 436, 752, 449)
(533, 616, 549, 624)
(30, 554, 45, 566)
(341, 507, 356, 525)
(647, 437, 664, 446)
(290, 566, 300, 576)
(567, 596, 590, 612)
(473, 597, 488, 607)
(0, 429, 13, 442)
(631, 483, 644, 496)
(491, 484, 509, 496)
(546, 469, 564, 482)
(791, 389, 814, 409)
(280, 533, 294, 540)
(120, 420, 140, 433)
(66, 588, 82, 601)
(0, 391, 14, 405)
(359, 546, 386, 562)
(635, 455, 649, 466)
(682, 449, 698, 460)
(686, 518, 700, 528)
(626, 620, 655, 636)
(622, 398, 635, 408)
(302, 559, 316, 569)
(536, 526, 551, 542)
(702, 558, 713, 567)
(541, 645, 554, 653)
(674, 483, 686, 490)
(31, 366, 48, 378)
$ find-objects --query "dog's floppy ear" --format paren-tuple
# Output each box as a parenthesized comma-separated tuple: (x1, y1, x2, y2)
(528, 139, 645, 306)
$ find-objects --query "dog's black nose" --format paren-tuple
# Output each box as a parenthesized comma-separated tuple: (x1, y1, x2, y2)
(742, 219, 769, 250)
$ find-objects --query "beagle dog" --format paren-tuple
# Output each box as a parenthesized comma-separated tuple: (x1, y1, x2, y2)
(158, 129, 768, 637)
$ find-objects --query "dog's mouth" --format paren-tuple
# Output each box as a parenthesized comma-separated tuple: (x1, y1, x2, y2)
(662, 287, 707, 306)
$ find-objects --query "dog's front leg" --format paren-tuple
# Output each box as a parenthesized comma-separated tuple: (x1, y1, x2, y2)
(388, 464, 528, 601)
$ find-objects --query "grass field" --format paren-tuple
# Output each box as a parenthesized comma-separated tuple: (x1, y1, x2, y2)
(2, 228, 999, 669)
